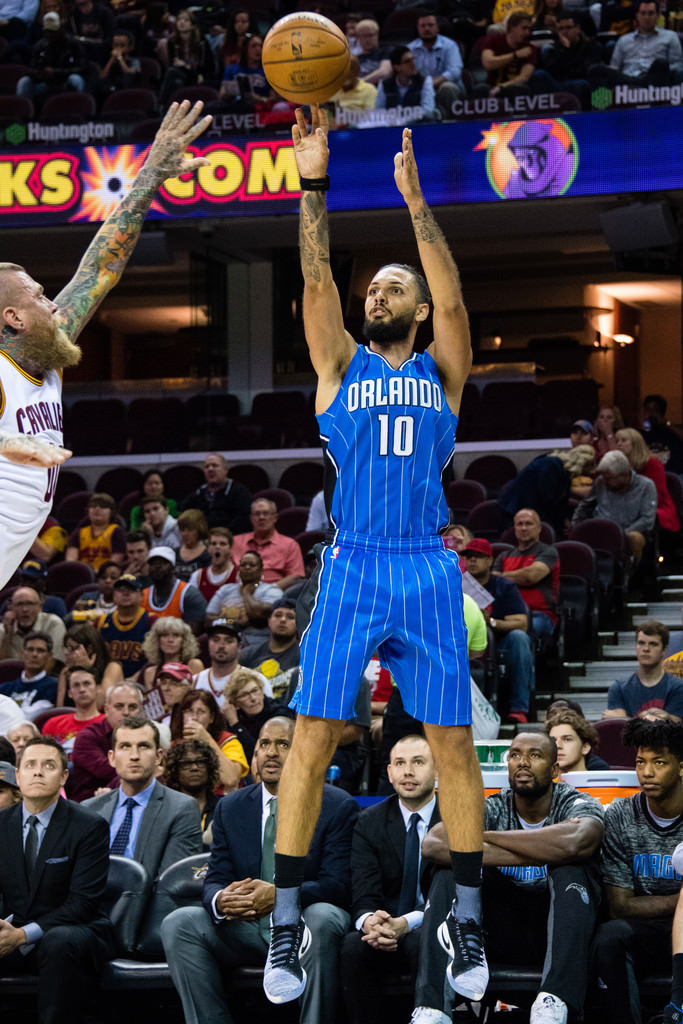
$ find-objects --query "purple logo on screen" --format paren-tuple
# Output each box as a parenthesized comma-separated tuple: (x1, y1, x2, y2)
(474, 118, 578, 199)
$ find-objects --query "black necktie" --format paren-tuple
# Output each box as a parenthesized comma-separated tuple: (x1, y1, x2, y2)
(24, 815, 39, 876)
(110, 797, 136, 855)
(397, 812, 421, 916)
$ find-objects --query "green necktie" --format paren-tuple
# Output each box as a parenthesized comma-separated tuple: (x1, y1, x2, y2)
(259, 796, 278, 942)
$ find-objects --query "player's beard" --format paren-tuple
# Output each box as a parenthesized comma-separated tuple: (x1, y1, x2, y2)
(21, 316, 82, 371)
(363, 309, 415, 345)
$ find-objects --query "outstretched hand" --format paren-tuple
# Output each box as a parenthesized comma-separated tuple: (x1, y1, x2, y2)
(0, 432, 71, 467)
(146, 100, 212, 182)
(291, 105, 329, 181)
(394, 128, 423, 205)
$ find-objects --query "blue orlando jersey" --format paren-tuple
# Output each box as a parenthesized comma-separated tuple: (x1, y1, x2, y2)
(318, 345, 458, 537)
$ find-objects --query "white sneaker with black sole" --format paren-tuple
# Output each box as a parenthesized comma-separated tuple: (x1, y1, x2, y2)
(437, 911, 488, 1001)
(263, 919, 311, 1004)
(529, 991, 568, 1024)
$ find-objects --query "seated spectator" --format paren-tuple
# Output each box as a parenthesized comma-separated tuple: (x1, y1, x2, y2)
(222, 666, 295, 762)
(343, 12, 363, 55)
(69, 559, 122, 623)
(408, 13, 465, 117)
(83, 715, 203, 956)
(0, 585, 66, 662)
(544, 706, 611, 771)
(216, 33, 278, 113)
(232, 498, 305, 589)
(96, 28, 140, 101)
(28, 513, 67, 564)
(219, 7, 256, 65)
(141, 495, 182, 549)
(206, 550, 282, 632)
(193, 619, 246, 708)
(572, 449, 657, 563)
(6, 719, 39, 759)
(540, 11, 603, 106)
(189, 527, 237, 603)
(615, 427, 680, 537)
(493, 508, 560, 638)
(329, 55, 377, 117)
(157, 662, 194, 726)
(174, 508, 210, 582)
(158, 7, 216, 106)
(56, 620, 111, 707)
(129, 470, 178, 530)
(641, 393, 683, 475)
(591, 718, 683, 1024)
(478, 11, 538, 96)
(16, 10, 86, 109)
(375, 46, 437, 119)
(42, 664, 105, 756)
(138, 615, 204, 693)
(531, 0, 563, 35)
(0, 693, 26, 735)
(163, 737, 221, 846)
(69, 681, 143, 801)
(69, 0, 115, 64)
(0, 760, 21, 808)
(65, 493, 126, 570)
(0, 0, 41, 42)
(240, 598, 300, 698)
(305, 489, 329, 532)
(170, 688, 248, 791)
(423, 731, 604, 1024)
(0, 631, 57, 716)
(14, 558, 66, 619)
(125, 529, 152, 585)
(593, 404, 624, 460)
(442, 523, 473, 567)
(590, 0, 683, 88)
(569, 418, 594, 447)
(603, 620, 683, 720)
(97, 574, 151, 682)
(355, 18, 392, 85)
(497, 445, 595, 534)
(180, 453, 251, 534)
(142, 546, 208, 630)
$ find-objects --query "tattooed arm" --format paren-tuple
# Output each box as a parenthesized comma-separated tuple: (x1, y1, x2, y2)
(292, 106, 355, 411)
(394, 128, 471, 413)
(0, 431, 71, 467)
(54, 100, 212, 341)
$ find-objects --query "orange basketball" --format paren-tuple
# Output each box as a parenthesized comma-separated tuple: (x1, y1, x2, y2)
(262, 12, 351, 105)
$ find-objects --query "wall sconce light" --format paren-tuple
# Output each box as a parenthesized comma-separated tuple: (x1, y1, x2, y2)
(493, 336, 502, 349)
(613, 333, 635, 347)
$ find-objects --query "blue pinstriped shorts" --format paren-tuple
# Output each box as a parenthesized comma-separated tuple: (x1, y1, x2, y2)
(290, 530, 471, 725)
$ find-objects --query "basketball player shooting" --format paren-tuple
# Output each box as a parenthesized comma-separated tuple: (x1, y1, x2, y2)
(0, 100, 211, 589)
(263, 105, 488, 1009)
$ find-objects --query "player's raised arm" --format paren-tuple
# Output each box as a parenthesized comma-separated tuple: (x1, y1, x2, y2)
(394, 128, 472, 412)
(293, 106, 355, 408)
(54, 100, 212, 341)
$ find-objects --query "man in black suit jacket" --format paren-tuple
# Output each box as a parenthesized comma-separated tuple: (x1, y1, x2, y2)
(0, 735, 115, 1024)
(341, 734, 450, 1024)
(161, 715, 358, 1024)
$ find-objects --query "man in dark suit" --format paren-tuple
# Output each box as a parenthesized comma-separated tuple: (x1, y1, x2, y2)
(0, 735, 116, 1024)
(161, 715, 358, 1024)
(341, 734, 450, 1024)
(83, 715, 202, 953)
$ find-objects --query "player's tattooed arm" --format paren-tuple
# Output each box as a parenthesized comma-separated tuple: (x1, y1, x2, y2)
(54, 100, 212, 341)
(299, 192, 330, 286)
(0, 430, 71, 467)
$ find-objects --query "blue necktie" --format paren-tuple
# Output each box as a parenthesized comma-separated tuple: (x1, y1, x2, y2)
(397, 812, 421, 916)
(111, 797, 136, 856)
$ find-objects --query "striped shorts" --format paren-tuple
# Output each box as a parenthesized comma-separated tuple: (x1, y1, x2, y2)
(290, 530, 471, 726)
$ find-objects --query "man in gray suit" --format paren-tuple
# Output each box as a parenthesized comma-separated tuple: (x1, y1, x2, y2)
(83, 715, 202, 953)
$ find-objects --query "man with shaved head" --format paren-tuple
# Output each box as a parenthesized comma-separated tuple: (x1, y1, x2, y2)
(493, 507, 560, 638)
(423, 731, 604, 1024)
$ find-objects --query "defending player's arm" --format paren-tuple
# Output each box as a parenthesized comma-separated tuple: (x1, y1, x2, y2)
(393, 128, 472, 413)
(0, 430, 71, 467)
(54, 100, 212, 342)
(292, 106, 355, 411)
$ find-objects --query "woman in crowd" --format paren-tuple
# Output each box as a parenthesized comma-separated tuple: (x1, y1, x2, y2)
(171, 688, 248, 791)
(220, 8, 257, 65)
(217, 33, 276, 112)
(174, 509, 210, 582)
(206, 550, 282, 633)
(157, 8, 216, 106)
(138, 617, 204, 692)
(65, 493, 126, 570)
(222, 667, 294, 762)
(6, 720, 40, 759)
(593, 405, 624, 460)
(615, 427, 680, 536)
(164, 738, 221, 846)
(130, 469, 178, 530)
(56, 621, 117, 707)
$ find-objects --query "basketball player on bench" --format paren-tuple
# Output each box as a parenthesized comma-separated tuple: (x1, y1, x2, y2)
(263, 105, 488, 1015)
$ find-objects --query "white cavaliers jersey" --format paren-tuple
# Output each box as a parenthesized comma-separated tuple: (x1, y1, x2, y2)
(0, 351, 63, 587)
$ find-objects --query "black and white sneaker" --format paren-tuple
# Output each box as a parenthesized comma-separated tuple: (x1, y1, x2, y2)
(437, 911, 488, 1001)
(263, 919, 311, 1004)
(663, 1003, 683, 1024)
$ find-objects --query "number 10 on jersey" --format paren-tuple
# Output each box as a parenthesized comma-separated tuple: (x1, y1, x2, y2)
(378, 414, 415, 457)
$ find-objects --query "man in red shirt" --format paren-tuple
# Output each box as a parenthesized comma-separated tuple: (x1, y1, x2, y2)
(42, 665, 105, 757)
(232, 499, 304, 589)
(480, 11, 536, 95)
(492, 508, 559, 638)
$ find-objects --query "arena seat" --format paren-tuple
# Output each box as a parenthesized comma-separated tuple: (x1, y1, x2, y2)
(163, 464, 205, 501)
(0, 64, 30, 94)
(446, 479, 487, 523)
(593, 718, 637, 769)
(53, 469, 88, 505)
(96, 467, 144, 501)
(101, 87, 158, 118)
(40, 90, 96, 122)
(46, 559, 95, 597)
(277, 462, 323, 505)
(464, 454, 518, 498)
(53, 491, 93, 533)
(228, 463, 270, 494)
(294, 529, 326, 556)
(0, 659, 24, 685)
(0, 93, 32, 123)
(66, 399, 126, 456)
(275, 506, 309, 537)
(466, 499, 511, 540)
(252, 487, 294, 511)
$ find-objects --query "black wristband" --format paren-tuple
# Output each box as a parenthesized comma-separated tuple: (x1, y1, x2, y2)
(299, 175, 330, 192)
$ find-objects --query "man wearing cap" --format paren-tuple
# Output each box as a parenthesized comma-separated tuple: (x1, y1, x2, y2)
(158, 663, 194, 726)
(232, 498, 305, 589)
(0, 760, 21, 809)
(570, 420, 594, 447)
(463, 538, 535, 724)
(0, 631, 58, 715)
(142, 546, 207, 631)
(194, 619, 267, 709)
(70, 682, 143, 802)
(84, 715, 202, 955)
(0, 585, 66, 663)
(16, 559, 67, 619)
(98, 573, 151, 678)
(241, 599, 300, 700)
